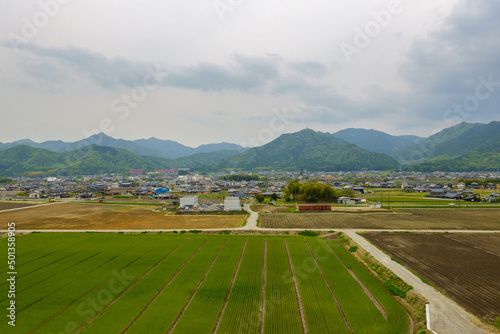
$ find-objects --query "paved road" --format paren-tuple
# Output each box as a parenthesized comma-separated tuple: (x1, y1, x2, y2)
(345, 231, 486, 334)
(241, 202, 258, 230)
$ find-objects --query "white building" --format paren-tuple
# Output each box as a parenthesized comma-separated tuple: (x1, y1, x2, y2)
(224, 196, 241, 211)
(180, 196, 198, 207)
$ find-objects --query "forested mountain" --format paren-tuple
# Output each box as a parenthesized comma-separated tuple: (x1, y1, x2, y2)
(207, 129, 399, 171)
(332, 128, 424, 157)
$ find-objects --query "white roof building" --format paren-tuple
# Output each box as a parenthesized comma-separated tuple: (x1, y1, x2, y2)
(224, 196, 241, 211)
(180, 196, 198, 207)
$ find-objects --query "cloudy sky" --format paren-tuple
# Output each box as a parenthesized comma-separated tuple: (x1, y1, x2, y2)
(1, 0, 499, 147)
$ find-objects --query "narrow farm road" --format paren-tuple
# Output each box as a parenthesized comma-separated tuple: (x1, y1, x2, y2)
(344, 230, 486, 334)
(241, 202, 259, 230)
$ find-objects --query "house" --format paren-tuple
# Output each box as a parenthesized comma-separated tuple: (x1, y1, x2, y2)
(224, 196, 241, 211)
(180, 196, 198, 207)
(28, 190, 41, 199)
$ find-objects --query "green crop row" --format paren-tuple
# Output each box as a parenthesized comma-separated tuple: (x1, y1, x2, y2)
(217, 238, 264, 334)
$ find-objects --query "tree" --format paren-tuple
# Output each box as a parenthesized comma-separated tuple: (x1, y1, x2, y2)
(255, 194, 265, 203)
(283, 180, 337, 203)
(270, 193, 278, 202)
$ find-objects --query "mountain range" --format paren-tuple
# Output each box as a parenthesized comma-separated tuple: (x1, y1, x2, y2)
(331, 129, 424, 157)
(0, 121, 498, 175)
(0, 133, 245, 159)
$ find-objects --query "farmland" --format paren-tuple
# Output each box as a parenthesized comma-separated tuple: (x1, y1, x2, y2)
(0, 203, 245, 230)
(0, 233, 409, 333)
(260, 209, 500, 230)
(362, 233, 500, 324)
(0, 201, 38, 211)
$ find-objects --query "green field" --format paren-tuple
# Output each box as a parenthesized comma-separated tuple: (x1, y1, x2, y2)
(0, 233, 408, 333)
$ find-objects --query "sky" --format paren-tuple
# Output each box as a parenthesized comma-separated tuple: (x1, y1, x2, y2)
(0, 0, 499, 147)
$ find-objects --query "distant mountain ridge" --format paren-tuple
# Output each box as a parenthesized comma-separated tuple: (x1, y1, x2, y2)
(0, 133, 246, 159)
(0, 145, 242, 176)
(1, 122, 498, 174)
(332, 128, 424, 157)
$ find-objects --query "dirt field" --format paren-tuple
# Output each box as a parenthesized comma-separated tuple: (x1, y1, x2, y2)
(0, 201, 38, 211)
(260, 209, 500, 230)
(361, 233, 500, 324)
(0, 203, 246, 230)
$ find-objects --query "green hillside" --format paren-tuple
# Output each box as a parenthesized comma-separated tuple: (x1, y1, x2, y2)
(397, 121, 500, 171)
(208, 129, 399, 171)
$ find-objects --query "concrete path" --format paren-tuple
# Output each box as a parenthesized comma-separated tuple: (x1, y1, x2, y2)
(345, 231, 487, 334)
(0, 201, 65, 213)
(241, 202, 259, 230)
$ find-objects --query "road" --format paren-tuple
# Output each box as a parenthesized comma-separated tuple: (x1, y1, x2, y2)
(241, 202, 259, 230)
(345, 231, 487, 334)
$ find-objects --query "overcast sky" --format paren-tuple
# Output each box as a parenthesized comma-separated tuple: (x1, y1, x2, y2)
(1, 0, 499, 147)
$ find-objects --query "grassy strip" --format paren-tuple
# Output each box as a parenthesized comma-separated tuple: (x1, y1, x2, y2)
(335, 233, 428, 333)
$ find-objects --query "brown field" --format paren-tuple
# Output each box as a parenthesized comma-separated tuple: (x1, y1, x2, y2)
(0, 201, 38, 210)
(250, 205, 291, 213)
(0, 203, 246, 230)
(362, 233, 500, 323)
(260, 209, 500, 230)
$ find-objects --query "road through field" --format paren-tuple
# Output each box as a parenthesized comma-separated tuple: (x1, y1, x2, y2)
(242, 202, 259, 230)
(345, 231, 487, 334)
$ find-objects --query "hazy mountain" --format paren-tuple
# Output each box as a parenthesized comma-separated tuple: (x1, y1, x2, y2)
(0, 145, 242, 176)
(332, 128, 424, 156)
(0, 133, 245, 159)
(206, 129, 399, 171)
(133, 137, 245, 158)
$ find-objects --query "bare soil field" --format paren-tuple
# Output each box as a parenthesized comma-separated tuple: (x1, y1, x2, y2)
(0, 203, 245, 230)
(361, 233, 500, 324)
(250, 205, 291, 213)
(260, 209, 500, 230)
(0, 201, 38, 210)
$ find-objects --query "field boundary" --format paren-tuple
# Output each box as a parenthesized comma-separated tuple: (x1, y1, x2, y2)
(119, 238, 208, 333)
(304, 240, 352, 331)
(212, 239, 247, 333)
(284, 239, 309, 334)
(166, 239, 228, 334)
(259, 239, 267, 334)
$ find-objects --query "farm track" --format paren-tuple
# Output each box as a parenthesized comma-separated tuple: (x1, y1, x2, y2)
(212, 240, 247, 333)
(351, 232, 487, 334)
(284, 240, 309, 334)
(75, 238, 192, 333)
(259, 239, 267, 334)
(166, 239, 228, 333)
(119, 238, 207, 333)
(304, 240, 353, 332)
(324, 241, 387, 320)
